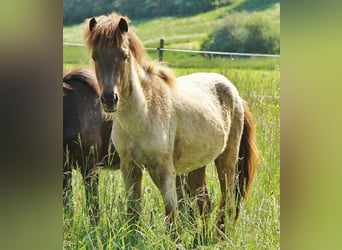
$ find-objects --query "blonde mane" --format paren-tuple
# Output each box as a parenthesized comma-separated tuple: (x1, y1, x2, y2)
(84, 12, 175, 86)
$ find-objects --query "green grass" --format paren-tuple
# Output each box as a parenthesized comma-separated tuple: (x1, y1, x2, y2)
(63, 2, 279, 249)
(63, 65, 280, 249)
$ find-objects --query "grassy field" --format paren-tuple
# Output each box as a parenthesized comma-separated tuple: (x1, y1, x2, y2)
(63, 3, 280, 249)
(63, 67, 280, 249)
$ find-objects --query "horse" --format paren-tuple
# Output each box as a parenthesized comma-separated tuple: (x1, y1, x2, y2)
(63, 68, 120, 224)
(84, 12, 258, 240)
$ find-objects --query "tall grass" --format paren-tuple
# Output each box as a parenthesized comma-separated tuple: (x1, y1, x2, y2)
(63, 3, 279, 248)
(63, 56, 280, 249)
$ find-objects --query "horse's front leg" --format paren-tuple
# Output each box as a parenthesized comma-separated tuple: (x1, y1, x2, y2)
(84, 173, 99, 226)
(148, 164, 178, 237)
(121, 163, 143, 226)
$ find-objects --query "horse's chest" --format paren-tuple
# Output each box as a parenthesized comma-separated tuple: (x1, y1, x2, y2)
(112, 119, 172, 165)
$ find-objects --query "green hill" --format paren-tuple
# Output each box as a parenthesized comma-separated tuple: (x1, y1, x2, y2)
(63, 4, 236, 48)
(63, 0, 279, 70)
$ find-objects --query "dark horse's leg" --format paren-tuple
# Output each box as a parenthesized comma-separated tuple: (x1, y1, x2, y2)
(186, 166, 211, 246)
(84, 172, 99, 226)
(63, 168, 73, 215)
(63, 171, 72, 203)
(82, 146, 101, 226)
(63, 149, 74, 220)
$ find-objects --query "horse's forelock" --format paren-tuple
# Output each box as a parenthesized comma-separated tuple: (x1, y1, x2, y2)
(84, 12, 175, 87)
(84, 13, 131, 50)
(84, 13, 151, 68)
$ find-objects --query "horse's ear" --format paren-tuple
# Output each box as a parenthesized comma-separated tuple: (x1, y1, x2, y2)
(118, 18, 128, 33)
(89, 17, 97, 31)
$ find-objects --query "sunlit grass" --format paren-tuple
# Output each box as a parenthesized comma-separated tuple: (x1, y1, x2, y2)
(63, 60, 280, 249)
(63, 2, 279, 248)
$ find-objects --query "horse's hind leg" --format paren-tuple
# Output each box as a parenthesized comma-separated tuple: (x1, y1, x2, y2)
(187, 166, 211, 217)
(176, 174, 192, 217)
(215, 128, 242, 237)
(187, 166, 211, 245)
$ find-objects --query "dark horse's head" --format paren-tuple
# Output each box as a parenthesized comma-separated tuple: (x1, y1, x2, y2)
(84, 13, 137, 113)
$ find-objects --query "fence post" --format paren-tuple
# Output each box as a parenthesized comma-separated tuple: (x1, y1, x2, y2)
(158, 38, 164, 62)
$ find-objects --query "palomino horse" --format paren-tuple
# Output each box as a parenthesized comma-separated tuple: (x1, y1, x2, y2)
(63, 68, 120, 224)
(84, 13, 258, 238)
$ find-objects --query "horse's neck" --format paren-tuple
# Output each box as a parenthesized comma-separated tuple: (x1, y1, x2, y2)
(118, 57, 148, 119)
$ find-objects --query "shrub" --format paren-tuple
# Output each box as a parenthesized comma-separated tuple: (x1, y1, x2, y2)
(202, 4, 280, 54)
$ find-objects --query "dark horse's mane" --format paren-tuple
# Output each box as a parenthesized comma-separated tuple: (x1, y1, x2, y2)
(84, 13, 175, 86)
(63, 68, 100, 95)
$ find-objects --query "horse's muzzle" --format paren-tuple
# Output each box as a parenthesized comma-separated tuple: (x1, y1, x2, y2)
(101, 93, 118, 113)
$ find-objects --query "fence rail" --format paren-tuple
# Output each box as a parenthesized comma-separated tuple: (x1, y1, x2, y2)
(63, 39, 280, 61)
(63, 42, 84, 47)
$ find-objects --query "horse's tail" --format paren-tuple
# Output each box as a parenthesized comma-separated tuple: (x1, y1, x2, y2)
(235, 100, 259, 221)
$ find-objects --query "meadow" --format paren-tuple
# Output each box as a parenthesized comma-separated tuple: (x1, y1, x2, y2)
(63, 5, 280, 249)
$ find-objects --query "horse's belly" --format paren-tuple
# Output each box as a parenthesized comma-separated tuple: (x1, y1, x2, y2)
(173, 129, 226, 174)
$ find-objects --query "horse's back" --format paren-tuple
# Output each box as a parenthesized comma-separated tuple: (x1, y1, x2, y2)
(173, 72, 243, 173)
(63, 68, 100, 95)
(176, 72, 242, 115)
(177, 72, 238, 95)
(63, 69, 106, 162)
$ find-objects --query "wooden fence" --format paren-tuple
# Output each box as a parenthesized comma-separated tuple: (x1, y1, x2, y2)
(63, 39, 280, 61)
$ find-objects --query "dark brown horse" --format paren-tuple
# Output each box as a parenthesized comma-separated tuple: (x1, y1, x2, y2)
(63, 68, 120, 224)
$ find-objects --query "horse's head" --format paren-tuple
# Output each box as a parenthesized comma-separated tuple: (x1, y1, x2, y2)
(84, 14, 131, 113)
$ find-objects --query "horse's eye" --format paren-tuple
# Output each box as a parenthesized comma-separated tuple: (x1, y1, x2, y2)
(123, 55, 128, 61)
(92, 55, 96, 62)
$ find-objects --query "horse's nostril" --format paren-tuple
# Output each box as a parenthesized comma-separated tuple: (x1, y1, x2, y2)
(101, 93, 114, 104)
(101, 93, 118, 112)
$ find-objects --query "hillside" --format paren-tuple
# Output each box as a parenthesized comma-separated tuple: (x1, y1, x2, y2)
(63, 4, 235, 49)
(63, 0, 279, 70)
(64, 0, 279, 47)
